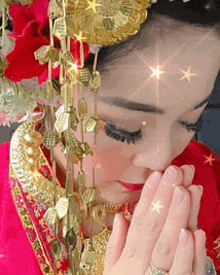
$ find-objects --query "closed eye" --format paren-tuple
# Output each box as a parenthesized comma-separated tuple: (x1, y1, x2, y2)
(102, 111, 205, 145)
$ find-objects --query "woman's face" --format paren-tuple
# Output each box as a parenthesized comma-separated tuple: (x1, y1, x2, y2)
(55, 17, 220, 205)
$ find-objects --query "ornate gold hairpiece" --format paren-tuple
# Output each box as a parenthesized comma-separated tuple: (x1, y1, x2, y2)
(9, 0, 153, 274)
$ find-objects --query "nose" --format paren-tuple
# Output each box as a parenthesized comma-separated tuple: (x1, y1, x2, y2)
(132, 135, 174, 172)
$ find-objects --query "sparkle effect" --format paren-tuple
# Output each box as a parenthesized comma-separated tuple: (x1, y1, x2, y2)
(204, 154, 216, 166)
(73, 31, 86, 43)
(86, 0, 102, 13)
(71, 63, 78, 72)
(151, 201, 164, 214)
(180, 66, 197, 83)
(150, 66, 164, 79)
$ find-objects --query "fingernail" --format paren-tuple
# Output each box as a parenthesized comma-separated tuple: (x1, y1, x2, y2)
(199, 229, 206, 246)
(173, 186, 184, 205)
(190, 165, 195, 181)
(163, 166, 178, 184)
(179, 228, 188, 247)
(148, 171, 161, 189)
(198, 185, 204, 195)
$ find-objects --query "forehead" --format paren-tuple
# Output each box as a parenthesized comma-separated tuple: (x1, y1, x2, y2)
(98, 18, 220, 113)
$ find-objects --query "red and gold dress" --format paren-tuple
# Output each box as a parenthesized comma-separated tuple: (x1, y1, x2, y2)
(0, 139, 219, 274)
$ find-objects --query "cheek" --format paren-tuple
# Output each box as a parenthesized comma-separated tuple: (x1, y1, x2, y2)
(81, 146, 132, 187)
(95, 148, 131, 180)
(75, 130, 132, 187)
(75, 121, 195, 187)
(170, 130, 195, 163)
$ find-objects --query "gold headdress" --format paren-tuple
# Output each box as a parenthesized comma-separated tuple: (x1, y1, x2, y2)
(2, 0, 152, 274)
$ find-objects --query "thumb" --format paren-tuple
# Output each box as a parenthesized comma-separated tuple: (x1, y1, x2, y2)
(104, 212, 129, 273)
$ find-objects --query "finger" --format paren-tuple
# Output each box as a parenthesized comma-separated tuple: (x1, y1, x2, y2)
(187, 185, 203, 232)
(121, 166, 183, 266)
(118, 170, 161, 263)
(131, 170, 162, 224)
(151, 186, 190, 271)
(193, 230, 207, 275)
(180, 165, 195, 188)
(169, 229, 194, 275)
(104, 213, 129, 273)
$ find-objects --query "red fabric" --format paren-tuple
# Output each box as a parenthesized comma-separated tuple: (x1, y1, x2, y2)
(0, 140, 220, 274)
(0, 142, 43, 275)
(4, 0, 90, 85)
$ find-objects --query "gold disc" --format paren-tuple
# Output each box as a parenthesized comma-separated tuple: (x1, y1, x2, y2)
(66, 0, 151, 46)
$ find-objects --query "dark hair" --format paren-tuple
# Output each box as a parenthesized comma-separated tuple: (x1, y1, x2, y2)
(85, 0, 220, 74)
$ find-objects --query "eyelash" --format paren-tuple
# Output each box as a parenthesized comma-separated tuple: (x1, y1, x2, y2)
(104, 123, 143, 145)
(103, 113, 204, 145)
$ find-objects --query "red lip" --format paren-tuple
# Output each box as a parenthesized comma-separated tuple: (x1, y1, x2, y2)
(117, 181, 145, 191)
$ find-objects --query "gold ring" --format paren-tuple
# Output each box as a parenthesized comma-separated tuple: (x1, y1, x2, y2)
(148, 261, 170, 275)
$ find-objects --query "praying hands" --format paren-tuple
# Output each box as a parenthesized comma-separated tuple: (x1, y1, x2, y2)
(104, 165, 217, 275)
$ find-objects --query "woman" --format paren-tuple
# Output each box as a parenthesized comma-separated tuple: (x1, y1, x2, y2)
(0, 0, 220, 274)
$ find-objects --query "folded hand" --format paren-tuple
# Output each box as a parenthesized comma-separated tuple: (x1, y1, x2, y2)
(104, 165, 207, 275)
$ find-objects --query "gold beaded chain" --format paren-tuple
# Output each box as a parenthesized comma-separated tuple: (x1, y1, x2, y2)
(10, 0, 152, 274)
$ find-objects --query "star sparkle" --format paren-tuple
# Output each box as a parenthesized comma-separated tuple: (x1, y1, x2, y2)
(203, 154, 216, 166)
(86, 0, 102, 13)
(179, 66, 197, 83)
(204, 4, 212, 10)
(151, 201, 164, 214)
(70, 63, 78, 72)
(150, 65, 164, 79)
(73, 31, 86, 43)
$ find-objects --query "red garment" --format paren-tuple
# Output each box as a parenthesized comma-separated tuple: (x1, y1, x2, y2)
(0, 140, 219, 274)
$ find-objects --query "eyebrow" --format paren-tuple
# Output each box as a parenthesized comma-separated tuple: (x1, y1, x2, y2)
(98, 91, 213, 114)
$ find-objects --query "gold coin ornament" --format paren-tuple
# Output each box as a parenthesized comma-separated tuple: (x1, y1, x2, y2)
(81, 186, 98, 204)
(55, 197, 69, 219)
(69, 106, 79, 131)
(83, 117, 97, 133)
(49, 0, 63, 19)
(90, 71, 101, 94)
(65, 227, 77, 251)
(54, 111, 70, 134)
(44, 207, 58, 226)
(61, 51, 75, 70)
(69, 213, 81, 235)
(53, 17, 67, 40)
(77, 170, 86, 188)
(51, 239, 62, 259)
(78, 68, 92, 87)
(43, 129, 60, 149)
(66, 0, 152, 46)
(34, 46, 60, 67)
(78, 98, 88, 121)
(80, 248, 97, 274)
(34, 45, 51, 65)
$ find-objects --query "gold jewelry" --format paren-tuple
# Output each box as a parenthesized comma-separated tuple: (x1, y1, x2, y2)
(9, 0, 154, 274)
(10, 117, 65, 207)
(10, 117, 125, 274)
(66, 0, 152, 46)
(148, 261, 170, 275)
